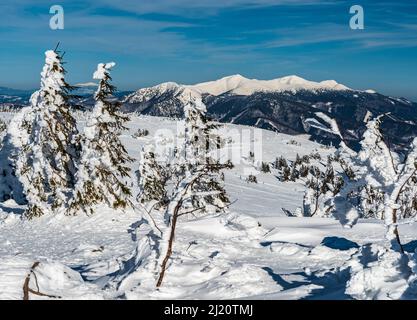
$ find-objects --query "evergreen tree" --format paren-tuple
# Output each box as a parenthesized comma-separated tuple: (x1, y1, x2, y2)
(69, 62, 133, 214)
(181, 97, 232, 214)
(299, 165, 309, 178)
(0, 107, 32, 203)
(290, 166, 299, 181)
(261, 162, 271, 173)
(274, 156, 287, 170)
(137, 144, 168, 210)
(282, 166, 291, 181)
(16, 49, 80, 218)
(334, 115, 417, 252)
(155, 97, 233, 287)
(295, 154, 302, 166)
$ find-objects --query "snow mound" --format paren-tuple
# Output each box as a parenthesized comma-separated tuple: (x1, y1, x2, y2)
(0, 257, 104, 300)
(270, 242, 310, 258)
(309, 244, 357, 260)
(346, 245, 412, 300)
(197, 264, 282, 299)
(182, 213, 267, 241)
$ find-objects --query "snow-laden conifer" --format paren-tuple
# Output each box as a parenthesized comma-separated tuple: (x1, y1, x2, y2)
(0, 107, 33, 203)
(181, 97, 231, 215)
(156, 97, 233, 286)
(16, 49, 80, 218)
(137, 144, 168, 210)
(334, 115, 417, 252)
(69, 62, 133, 214)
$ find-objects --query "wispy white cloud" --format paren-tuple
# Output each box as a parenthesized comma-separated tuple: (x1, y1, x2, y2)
(98, 0, 336, 15)
(261, 23, 417, 49)
(1, 0, 416, 98)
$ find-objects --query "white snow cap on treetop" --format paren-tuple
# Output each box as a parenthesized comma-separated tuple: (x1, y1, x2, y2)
(44, 50, 59, 64)
(185, 97, 207, 113)
(93, 62, 116, 80)
(40, 50, 65, 95)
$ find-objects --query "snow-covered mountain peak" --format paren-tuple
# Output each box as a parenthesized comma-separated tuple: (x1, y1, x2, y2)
(222, 74, 247, 81)
(158, 81, 181, 89)
(187, 74, 351, 96)
(187, 74, 249, 96)
(319, 80, 350, 91)
(125, 74, 352, 105)
(75, 82, 98, 88)
(277, 75, 308, 85)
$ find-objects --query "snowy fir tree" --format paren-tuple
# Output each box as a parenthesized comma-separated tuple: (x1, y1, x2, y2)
(0, 107, 33, 204)
(16, 49, 80, 218)
(137, 144, 168, 210)
(156, 97, 233, 287)
(330, 114, 417, 258)
(181, 96, 231, 215)
(69, 62, 133, 215)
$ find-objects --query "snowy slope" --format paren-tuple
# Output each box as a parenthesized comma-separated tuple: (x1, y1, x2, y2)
(1, 112, 417, 300)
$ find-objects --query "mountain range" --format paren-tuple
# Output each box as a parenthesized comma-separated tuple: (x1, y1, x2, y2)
(122, 75, 417, 152)
(1, 75, 417, 152)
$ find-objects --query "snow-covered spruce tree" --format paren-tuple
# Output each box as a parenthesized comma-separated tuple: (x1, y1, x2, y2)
(334, 115, 417, 253)
(156, 97, 233, 287)
(0, 107, 33, 203)
(16, 49, 80, 218)
(137, 144, 168, 210)
(303, 115, 417, 299)
(69, 62, 133, 215)
(181, 97, 231, 215)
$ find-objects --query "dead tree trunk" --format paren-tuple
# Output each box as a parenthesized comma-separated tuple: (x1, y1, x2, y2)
(156, 199, 182, 288)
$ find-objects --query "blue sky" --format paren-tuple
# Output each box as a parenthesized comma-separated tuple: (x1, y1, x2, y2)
(0, 0, 416, 99)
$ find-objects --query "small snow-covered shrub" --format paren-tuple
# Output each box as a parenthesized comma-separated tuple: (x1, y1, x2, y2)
(246, 175, 258, 184)
(0, 118, 7, 137)
(287, 139, 301, 146)
(132, 128, 150, 139)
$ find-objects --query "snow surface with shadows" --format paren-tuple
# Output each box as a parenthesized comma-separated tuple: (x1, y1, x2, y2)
(1, 113, 417, 300)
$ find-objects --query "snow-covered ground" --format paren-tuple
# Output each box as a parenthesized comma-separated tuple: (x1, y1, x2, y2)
(1, 112, 416, 300)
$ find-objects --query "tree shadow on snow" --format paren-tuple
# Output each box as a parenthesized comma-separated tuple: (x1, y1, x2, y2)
(320, 237, 359, 251)
(0, 203, 25, 215)
(403, 240, 417, 253)
(73, 219, 160, 293)
(262, 242, 380, 300)
(263, 266, 353, 300)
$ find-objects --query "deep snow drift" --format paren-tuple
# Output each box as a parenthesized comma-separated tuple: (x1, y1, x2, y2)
(1, 112, 417, 300)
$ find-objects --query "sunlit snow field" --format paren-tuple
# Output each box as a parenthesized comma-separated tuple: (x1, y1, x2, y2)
(1, 112, 416, 300)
